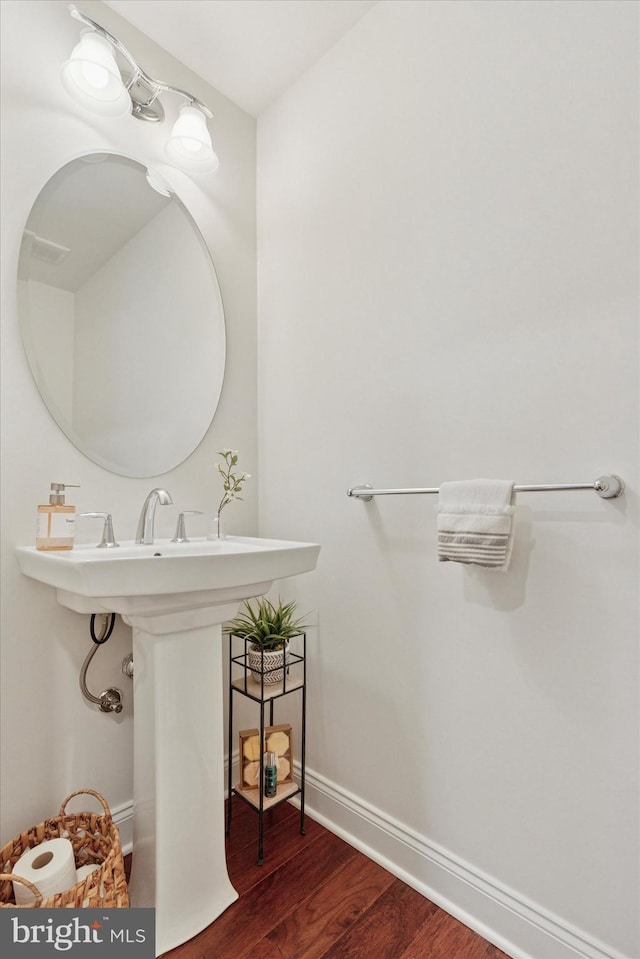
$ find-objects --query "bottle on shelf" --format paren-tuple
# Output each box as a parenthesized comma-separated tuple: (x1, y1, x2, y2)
(264, 751, 278, 798)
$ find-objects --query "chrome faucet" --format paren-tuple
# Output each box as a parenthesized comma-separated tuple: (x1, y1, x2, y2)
(135, 488, 173, 544)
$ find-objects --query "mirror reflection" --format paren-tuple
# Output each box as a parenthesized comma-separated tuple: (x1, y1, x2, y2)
(18, 153, 225, 477)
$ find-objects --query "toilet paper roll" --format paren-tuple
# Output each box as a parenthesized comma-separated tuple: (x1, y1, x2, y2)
(77, 863, 105, 907)
(12, 838, 77, 905)
(77, 863, 104, 906)
(76, 863, 100, 884)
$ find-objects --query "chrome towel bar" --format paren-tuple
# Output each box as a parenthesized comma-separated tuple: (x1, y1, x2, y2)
(347, 475, 625, 502)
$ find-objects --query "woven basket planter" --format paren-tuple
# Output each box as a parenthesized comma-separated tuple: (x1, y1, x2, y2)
(0, 789, 129, 908)
(248, 642, 289, 685)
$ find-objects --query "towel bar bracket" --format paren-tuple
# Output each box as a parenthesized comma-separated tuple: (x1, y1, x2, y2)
(595, 474, 625, 498)
(347, 475, 625, 501)
(347, 484, 374, 502)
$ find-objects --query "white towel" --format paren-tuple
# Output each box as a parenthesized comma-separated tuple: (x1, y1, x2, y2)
(437, 480, 515, 570)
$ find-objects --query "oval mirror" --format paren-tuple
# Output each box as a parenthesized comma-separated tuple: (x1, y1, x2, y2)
(17, 153, 225, 477)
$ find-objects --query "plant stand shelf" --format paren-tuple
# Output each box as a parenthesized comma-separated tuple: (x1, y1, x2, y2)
(230, 674, 304, 701)
(226, 632, 307, 865)
(234, 780, 301, 811)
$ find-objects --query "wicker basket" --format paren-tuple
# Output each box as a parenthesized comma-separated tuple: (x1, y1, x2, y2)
(0, 789, 129, 908)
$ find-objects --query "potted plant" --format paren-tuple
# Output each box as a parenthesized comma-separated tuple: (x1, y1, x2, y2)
(226, 597, 307, 685)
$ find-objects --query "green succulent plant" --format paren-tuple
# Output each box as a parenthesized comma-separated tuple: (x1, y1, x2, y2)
(225, 597, 307, 650)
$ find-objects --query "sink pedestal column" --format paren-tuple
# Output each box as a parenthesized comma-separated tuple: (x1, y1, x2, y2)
(15, 538, 321, 955)
(124, 603, 240, 957)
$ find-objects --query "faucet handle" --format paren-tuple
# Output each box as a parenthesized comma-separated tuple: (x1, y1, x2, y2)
(78, 512, 120, 548)
(171, 510, 204, 543)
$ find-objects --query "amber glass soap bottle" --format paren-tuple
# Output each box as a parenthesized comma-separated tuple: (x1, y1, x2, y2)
(36, 482, 79, 551)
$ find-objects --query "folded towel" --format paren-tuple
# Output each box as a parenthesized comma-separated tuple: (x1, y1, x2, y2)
(437, 479, 515, 570)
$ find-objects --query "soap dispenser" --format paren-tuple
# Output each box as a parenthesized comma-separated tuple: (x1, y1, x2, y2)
(36, 483, 79, 551)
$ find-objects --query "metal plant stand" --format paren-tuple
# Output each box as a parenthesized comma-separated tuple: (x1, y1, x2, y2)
(226, 632, 307, 865)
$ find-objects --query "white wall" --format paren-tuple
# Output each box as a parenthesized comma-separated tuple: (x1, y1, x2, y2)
(257, 2, 639, 958)
(0, 0, 257, 846)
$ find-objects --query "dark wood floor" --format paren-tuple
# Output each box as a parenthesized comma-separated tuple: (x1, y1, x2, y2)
(129, 799, 512, 959)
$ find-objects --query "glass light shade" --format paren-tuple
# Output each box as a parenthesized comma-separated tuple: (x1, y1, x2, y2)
(61, 33, 131, 118)
(165, 105, 219, 174)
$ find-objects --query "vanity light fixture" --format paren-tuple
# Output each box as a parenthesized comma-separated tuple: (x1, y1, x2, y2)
(61, 4, 219, 174)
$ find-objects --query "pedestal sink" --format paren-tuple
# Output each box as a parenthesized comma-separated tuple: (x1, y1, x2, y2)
(15, 536, 320, 956)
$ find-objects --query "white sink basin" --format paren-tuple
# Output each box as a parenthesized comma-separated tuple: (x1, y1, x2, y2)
(15, 536, 320, 617)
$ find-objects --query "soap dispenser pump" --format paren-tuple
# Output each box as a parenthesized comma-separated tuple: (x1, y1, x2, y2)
(36, 483, 79, 551)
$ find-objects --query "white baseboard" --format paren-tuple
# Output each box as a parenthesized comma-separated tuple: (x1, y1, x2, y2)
(119, 763, 630, 959)
(111, 799, 133, 857)
(297, 766, 631, 959)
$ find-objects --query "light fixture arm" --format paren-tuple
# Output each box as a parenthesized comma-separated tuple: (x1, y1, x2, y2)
(68, 4, 213, 119)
